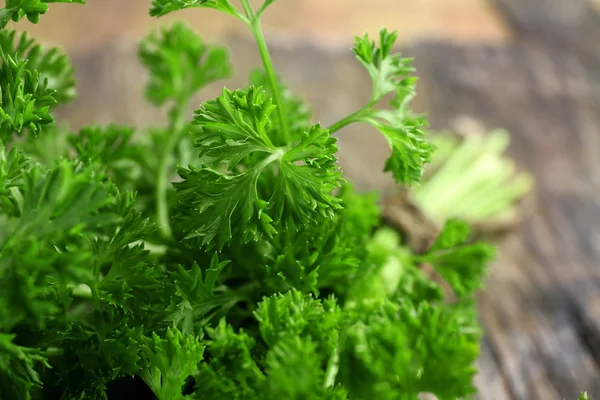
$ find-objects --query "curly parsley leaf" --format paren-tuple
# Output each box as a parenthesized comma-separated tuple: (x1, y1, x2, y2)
(66, 123, 163, 217)
(238, 184, 379, 296)
(0, 48, 55, 141)
(328, 28, 433, 186)
(50, 309, 146, 398)
(254, 291, 345, 399)
(175, 86, 343, 250)
(354, 29, 433, 185)
(255, 290, 341, 356)
(249, 69, 312, 146)
(343, 231, 472, 399)
(360, 88, 433, 185)
(338, 297, 481, 400)
(0, 156, 157, 335)
(0, 333, 49, 399)
(139, 21, 231, 107)
(97, 245, 162, 313)
(419, 219, 495, 298)
(174, 164, 276, 250)
(0, 144, 28, 217)
(194, 319, 264, 399)
(69, 124, 135, 167)
(0, 29, 76, 104)
(353, 29, 413, 101)
(139, 328, 205, 400)
(167, 253, 243, 333)
(263, 336, 337, 399)
(0, 0, 85, 28)
(149, 0, 243, 20)
(0, 0, 499, 396)
(67, 124, 147, 192)
(18, 123, 70, 166)
(10, 160, 116, 241)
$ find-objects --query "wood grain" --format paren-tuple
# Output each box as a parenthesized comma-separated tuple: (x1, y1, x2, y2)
(406, 0, 600, 396)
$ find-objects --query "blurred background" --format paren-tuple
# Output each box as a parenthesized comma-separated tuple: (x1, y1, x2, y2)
(19, 0, 510, 51)
(16, 0, 600, 399)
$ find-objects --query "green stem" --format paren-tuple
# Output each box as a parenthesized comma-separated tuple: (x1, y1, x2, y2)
(156, 100, 188, 240)
(327, 111, 363, 134)
(9, 187, 23, 215)
(241, 0, 291, 143)
(327, 101, 376, 134)
(324, 347, 340, 388)
(45, 347, 64, 357)
(239, 0, 254, 17)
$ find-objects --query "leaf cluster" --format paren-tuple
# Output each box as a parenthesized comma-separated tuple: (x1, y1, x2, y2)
(0, 1, 514, 399)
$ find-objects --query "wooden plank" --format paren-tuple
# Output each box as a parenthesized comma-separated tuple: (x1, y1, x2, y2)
(491, 0, 600, 57)
(474, 337, 515, 400)
(407, 37, 600, 398)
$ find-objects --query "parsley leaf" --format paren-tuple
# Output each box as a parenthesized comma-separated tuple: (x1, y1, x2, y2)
(18, 123, 70, 166)
(255, 291, 345, 399)
(0, 333, 49, 399)
(353, 29, 412, 101)
(0, 0, 86, 28)
(241, 184, 379, 296)
(361, 91, 433, 185)
(175, 87, 343, 249)
(139, 22, 232, 240)
(194, 319, 264, 398)
(166, 253, 242, 334)
(254, 290, 341, 357)
(51, 309, 146, 398)
(338, 298, 481, 399)
(0, 29, 76, 104)
(69, 124, 135, 168)
(249, 69, 312, 146)
(149, 0, 243, 20)
(139, 328, 205, 400)
(139, 21, 231, 107)
(0, 47, 55, 141)
(419, 219, 496, 298)
(0, 144, 28, 217)
(328, 28, 433, 185)
(67, 124, 145, 191)
(263, 336, 333, 399)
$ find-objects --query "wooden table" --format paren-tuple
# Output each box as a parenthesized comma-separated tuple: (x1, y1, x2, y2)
(56, 0, 600, 397)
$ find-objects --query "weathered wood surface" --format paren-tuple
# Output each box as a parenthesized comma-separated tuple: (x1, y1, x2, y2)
(56, 0, 600, 398)
(408, 39, 600, 398)
(407, 0, 600, 397)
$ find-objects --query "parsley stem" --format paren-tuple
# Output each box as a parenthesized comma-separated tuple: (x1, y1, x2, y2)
(327, 111, 363, 134)
(327, 101, 376, 134)
(156, 100, 188, 240)
(239, 0, 254, 18)
(324, 347, 340, 388)
(45, 347, 64, 357)
(242, 1, 291, 143)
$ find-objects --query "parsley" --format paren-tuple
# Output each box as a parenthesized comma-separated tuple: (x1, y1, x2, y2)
(0, 1, 582, 399)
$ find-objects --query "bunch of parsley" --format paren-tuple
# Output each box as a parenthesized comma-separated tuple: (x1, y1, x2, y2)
(0, 0, 532, 399)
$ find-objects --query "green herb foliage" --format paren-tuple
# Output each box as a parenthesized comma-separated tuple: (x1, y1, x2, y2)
(0, 0, 532, 399)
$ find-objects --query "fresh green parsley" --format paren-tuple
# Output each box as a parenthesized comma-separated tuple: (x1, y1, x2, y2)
(0, 0, 583, 399)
